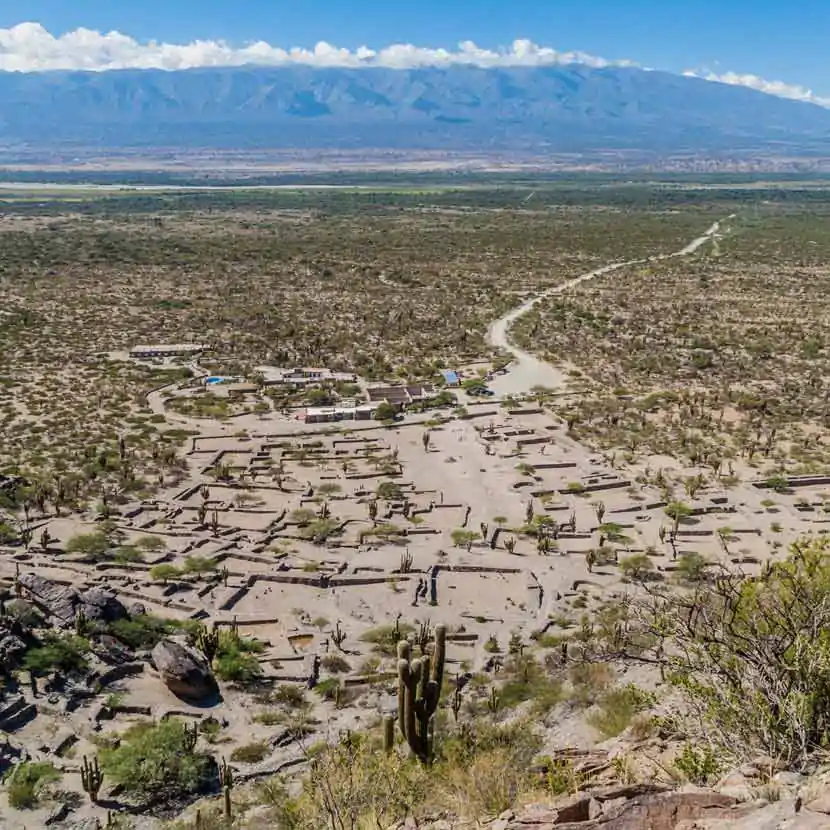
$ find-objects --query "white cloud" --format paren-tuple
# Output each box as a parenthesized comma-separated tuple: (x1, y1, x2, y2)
(683, 68, 830, 109)
(0, 22, 827, 110)
(0, 23, 635, 72)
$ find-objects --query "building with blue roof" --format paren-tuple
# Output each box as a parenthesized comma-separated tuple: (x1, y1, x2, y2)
(440, 369, 460, 387)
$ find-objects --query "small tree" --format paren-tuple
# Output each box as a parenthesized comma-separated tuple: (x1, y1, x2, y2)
(451, 529, 480, 551)
(149, 563, 180, 584)
(374, 402, 398, 422)
(619, 554, 655, 583)
(65, 531, 110, 560)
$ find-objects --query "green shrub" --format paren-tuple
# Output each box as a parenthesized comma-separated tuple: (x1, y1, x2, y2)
(100, 719, 211, 800)
(673, 743, 724, 785)
(497, 656, 563, 714)
(314, 678, 342, 700)
(135, 535, 167, 552)
(65, 531, 110, 559)
(675, 552, 709, 583)
(109, 615, 196, 649)
(149, 563, 180, 583)
(183, 555, 217, 574)
(24, 633, 89, 676)
(766, 474, 790, 494)
(230, 742, 269, 764)
(619, 553, 656, 582)
(586, 684, 656, 738)
(360, 623, 414, 656)
(271, 684, 310, 710)
(321, 654, 351, 673)
(213, 631, 264, 684)
(4, 761, 61, 809)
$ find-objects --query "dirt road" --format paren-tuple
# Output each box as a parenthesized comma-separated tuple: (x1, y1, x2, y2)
(487, 217, 732, 396)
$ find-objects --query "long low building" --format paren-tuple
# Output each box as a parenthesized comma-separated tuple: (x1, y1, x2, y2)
(254, 365, 357, 387)
(304, 403, 376, 424)
(130, 343, 209, 359)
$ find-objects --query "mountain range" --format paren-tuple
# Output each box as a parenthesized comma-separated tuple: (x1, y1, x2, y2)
(2, 64, 830, 155)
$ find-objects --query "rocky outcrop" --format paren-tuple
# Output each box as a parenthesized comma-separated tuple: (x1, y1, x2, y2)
(77, 586, 128, 623)
(408, 789, 830, 830)
(17, 574, 127, 627)
(0, 633, 27, 669)
(17, 574, 77, 626)
(151, 639, 217, 700)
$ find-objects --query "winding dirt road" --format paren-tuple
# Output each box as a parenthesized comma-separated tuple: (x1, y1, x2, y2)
(486, 216, 733, 396)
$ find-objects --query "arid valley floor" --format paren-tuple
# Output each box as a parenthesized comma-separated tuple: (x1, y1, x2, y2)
(5, 180, 830, 829)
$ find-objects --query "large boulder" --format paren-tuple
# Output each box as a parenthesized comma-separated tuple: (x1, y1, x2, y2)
(151, 639, 217, 701)
(77, 587, 127, 623)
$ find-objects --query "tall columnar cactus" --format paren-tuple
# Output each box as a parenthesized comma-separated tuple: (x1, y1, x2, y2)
(397, 623, 446, 764)
(81, 755, 104, 802)
(219, 757, 234, 820)
(182, 721, 199, 753)
(382, 714, 395, 753)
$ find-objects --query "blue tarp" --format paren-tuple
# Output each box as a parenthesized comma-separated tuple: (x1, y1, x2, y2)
(440, 369, 460, 385)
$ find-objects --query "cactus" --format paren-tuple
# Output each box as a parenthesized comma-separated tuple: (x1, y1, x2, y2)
(331, 620, 346, 650)
(382, 714, 395, 752)
(219, 757, 234, 820)
(182, 721, 199, 752)
(196, 625, 220, 662)
(399, 549, 413, 574)
(75, 609, 89, 636)
(487, 687, 501, 715)
(451, 678, 463, 722)
(81, 755, 103, 802)
(429, 566, 439, 606)
(415, 620, 433, 654)
(397, 623, 446, 764)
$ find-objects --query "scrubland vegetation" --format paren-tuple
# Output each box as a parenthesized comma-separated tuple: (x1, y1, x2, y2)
(4, 180, 830, 829)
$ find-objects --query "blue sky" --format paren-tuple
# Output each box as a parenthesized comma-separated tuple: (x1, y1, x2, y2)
(3, 1, 830, 100)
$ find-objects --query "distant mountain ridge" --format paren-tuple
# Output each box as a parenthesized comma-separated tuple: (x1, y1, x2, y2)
(2, 64, 830, 153)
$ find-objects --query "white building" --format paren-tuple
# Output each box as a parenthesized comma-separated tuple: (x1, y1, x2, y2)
(304, 403, 376, 424)
(254, 365, 357, 387)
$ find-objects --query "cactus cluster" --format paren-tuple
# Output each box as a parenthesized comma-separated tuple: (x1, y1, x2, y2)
(195, 624, 220, 662)
(397, 623, 446, 763)
(182, 721, 199, 753)
(81, 754, 104, 802)
(219, 757, 235, 819)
